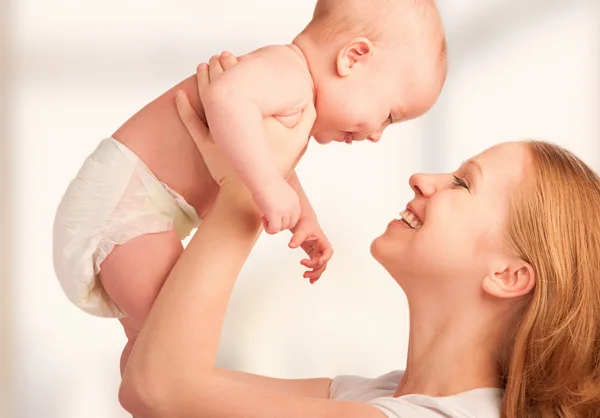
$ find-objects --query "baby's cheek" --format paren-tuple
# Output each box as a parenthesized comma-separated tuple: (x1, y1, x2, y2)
(351, 109, 380, 132)
(324, 101, 365, 130)
(315, 107, 344, 130)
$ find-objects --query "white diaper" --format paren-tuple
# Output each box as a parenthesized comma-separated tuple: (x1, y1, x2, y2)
(53, 137, 201, 318)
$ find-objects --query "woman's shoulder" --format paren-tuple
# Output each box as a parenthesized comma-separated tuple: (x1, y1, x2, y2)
(330, 370, 404, 402)
(330, 371, 503, 418)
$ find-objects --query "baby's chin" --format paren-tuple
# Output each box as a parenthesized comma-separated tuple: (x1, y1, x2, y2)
(311, 134, 334, 145)
(312, 131, 345, 145)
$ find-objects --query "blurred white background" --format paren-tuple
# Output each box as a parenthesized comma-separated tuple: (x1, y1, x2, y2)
(1, 0, 599, 416)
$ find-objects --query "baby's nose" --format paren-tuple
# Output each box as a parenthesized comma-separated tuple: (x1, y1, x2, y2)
(368, 132, 382, 142)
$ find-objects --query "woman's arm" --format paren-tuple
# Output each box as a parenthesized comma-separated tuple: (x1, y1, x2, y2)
(173, 55, 333, 397)
(213, 368, 331, 399)
(119, 59, 385, 418)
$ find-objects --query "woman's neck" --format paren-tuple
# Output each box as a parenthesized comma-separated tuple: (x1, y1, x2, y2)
(395, 303, 505, 398)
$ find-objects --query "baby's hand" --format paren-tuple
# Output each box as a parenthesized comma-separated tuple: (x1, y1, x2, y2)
(289, 216, 333, 283)
(253, 177, 301, 234)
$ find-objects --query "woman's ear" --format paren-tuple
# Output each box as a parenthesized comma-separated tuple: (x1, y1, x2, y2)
(482, 258, 535, 299)
(336, 37, 374, 77)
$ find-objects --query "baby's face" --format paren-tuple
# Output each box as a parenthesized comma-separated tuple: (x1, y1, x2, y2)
(311, 50, 444, 144)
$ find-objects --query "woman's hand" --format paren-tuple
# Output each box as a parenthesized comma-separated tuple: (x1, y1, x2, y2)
(123, 51, 383, 418)
(175, 52, 241, 188)
(176, 52, 311, 195)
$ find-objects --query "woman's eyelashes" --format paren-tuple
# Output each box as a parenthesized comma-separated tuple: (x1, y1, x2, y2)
(452, 175, 470, 191)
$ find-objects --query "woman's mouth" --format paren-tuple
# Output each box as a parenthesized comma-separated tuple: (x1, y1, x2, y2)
(398, 209, 423, 229)
(343, 133, 352, 144)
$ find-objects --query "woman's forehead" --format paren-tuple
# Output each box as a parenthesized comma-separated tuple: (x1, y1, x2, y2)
(471, 142, 529, 193)
(475, 142, 526, 172)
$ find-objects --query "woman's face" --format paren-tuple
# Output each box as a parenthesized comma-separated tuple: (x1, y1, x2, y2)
(371, 142, 530, 300)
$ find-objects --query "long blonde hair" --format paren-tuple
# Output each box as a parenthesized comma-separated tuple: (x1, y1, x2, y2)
(502, 141, 600, 417)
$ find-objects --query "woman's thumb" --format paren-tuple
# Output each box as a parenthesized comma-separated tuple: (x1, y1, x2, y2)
(175, 90, 210, 147)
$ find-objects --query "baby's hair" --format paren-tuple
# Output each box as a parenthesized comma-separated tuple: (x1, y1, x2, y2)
(307, 2, 442, 42)
(303, 0, 447, 74)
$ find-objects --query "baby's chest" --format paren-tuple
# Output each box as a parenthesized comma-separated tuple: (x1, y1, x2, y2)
(273, 111, 303, 129)
(262, 105, 315, 165)
(272, 99, 315, 129)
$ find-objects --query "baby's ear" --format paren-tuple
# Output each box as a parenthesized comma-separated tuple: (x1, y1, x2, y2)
(336, 37, 374, 77)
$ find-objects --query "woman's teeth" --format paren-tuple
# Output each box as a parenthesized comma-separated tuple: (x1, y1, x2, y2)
(399, 209, 423, 229)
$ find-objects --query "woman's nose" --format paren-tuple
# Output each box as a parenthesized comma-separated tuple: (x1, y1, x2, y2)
(409, 173, 438, 197)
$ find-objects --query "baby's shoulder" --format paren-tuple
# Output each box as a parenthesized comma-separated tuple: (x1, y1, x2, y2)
(245, 44, 310, 78)
(250, 44, 304, 61)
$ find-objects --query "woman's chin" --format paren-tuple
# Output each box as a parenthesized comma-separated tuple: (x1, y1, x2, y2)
(370, 234, 392, 265)
(370, 221, 412, 259)
(370, 233, 414, 278)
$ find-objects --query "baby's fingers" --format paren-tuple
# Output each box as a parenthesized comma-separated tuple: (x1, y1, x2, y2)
(208, 55, 224, 83)
(264, 216, 281, 235)
(289, 230, 308, 249)
(300, 258, 322, 269)
(304, 264, 326, 284)
(219, 51, 238, 70)
(318, 245, 333, 265)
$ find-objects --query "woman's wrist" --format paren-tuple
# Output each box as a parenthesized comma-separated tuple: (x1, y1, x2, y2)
(210, 183, 263, 227)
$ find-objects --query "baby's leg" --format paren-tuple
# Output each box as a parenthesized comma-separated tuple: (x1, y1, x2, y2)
(99, 229, 183, 375)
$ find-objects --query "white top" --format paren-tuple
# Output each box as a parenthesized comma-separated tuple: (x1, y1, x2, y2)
(329, 370, 503, 418)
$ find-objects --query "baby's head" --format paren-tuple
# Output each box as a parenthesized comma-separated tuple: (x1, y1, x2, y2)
(295, 0, 447, 144)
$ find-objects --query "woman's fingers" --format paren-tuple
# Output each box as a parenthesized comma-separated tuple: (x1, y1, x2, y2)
(196, 62, 210, 99)
(175, 90, 210, 146)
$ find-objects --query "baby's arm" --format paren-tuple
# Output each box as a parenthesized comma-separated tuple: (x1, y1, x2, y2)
(288, 170, 316, 219)
(288, 171, 333, 282)
(202, 47, 314, 233)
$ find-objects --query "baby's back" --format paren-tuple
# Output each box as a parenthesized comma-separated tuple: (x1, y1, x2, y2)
(53, 48, 313, 321)
(112, 74, 218, 218)
(112, 46, 310, 217)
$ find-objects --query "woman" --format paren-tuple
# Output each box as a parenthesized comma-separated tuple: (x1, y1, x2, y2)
(119, 56, 600, 417)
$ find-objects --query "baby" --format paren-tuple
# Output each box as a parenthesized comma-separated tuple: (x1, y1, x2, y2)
(53, 0, 446, 374)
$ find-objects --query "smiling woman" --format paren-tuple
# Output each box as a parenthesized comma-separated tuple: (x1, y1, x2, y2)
(371, 142, 525, 287)
(118, 54, 600, 418)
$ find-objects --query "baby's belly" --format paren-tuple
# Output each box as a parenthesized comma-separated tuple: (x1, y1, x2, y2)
(112, 75, 218, 219)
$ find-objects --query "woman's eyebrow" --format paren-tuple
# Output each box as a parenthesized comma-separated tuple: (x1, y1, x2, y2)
(462, 159, 483, 180)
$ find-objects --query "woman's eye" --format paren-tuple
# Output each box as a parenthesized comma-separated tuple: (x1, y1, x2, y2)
(452, 175, 470, 191)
